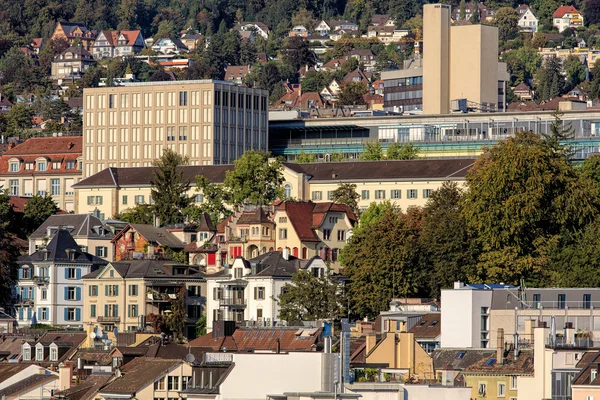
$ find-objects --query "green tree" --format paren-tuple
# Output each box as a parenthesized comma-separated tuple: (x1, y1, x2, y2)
(341, 208, 425, 319)
(166, 286, 187, 343)
(191, 175, 231, 224)
(301, 70, 329, 92)
(581, 154, 600, 197)
(361, 141, 383, 160)
(543, 110, 574, 155)
(114, 204, 155, 224)
(564, 55, 587, 91)
(23, 195, 59, 235)
(535, 56, 563, 100)
(459, 0, 466, 20)
(421, 182, 473, 296)
(195, 313, 207, 337)
(150, 149, 193, 226)
(338, 81, 368, 106)
(222, 151, 284, 206)
(386, 142, 419, 160)
(295, 151, 318, 163)
(502, 47, 542, 86)
(331, 183, 360, 214)
(276, 269, 343, 324)
(0, 190, 15, 230)
(470, 5, 480, 23)
(531, 32, 548, 49)
(5, 103, 32, 136)
(462, 131, 598, 285)
(154, 20, 177, 40)
(281, 36, 315, 71)
(0, 223, 19, 309)
(493, 7, 519, 42)
(357, 201, 399, 228)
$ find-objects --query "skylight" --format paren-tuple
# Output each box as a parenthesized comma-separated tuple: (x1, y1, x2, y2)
(485, 358, 497, 366)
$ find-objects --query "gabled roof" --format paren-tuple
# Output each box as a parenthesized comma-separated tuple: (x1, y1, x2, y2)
(0, 363, 31, 380)
(553, 5, 580, 18)
(247, 251, 312, 277)
(513, 82, 531, 92)
(343, 68, 372, 84)
(461, 351, 534, 375)
(236, 207, 273, 225)
(225, 65, 251, 81)
(112, 224, 184, 249)
(432, 349, 495, 371)
(83, 259, 203, 280)
(29, 214, 113, 240)
(2, 136, 81, 157)
(52, 372, 112, 400)
(57, 46, 93, 59)
(19, 229, 109, 265)
(0, 374, 58, 397)
(276, 201, 320, 242)
(57, 22, 92, 35)
(99, 357, 182, 395)
(407, 313, 441, 339)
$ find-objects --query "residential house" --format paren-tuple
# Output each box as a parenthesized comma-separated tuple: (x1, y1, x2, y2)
(51, 46, 95, 80)
(111, 224, 185, 261)
(298, 64, 318, 80)
(315, 20, 358, 36)
(151, 38, 188, 54)
(95, 357, 193, 399)
(31, 38, 44, 54)
(513, 82, 534, 100)
(0, 364, 59, 400)
(92, 30, 145, 59)
(553, 5, 584, 32)
(224, 65, 251, 85)
(320, 79, 342, 102)
(82, 259, 205, 338)
(0, 94, 13, 112)
(347, 49, 376, 70)
(343, 68, 373, 84)
(363, 93, 384, 110)
(28, 214, 123, 262)
(51, 21, 96, 51)
(518, 5, 539, 33)
(358, 320, 435, 382)
(452, 2, 495, 22)
(571, 352, 600, 400)
(180, 32, 203, 51)
(234, 22, 270, 40)
(52, 371, 112, 400)
(183, 214, 219, 270)
(16, 229, 108, 326)
(321, 57, 346, 71)
(370, 14, 395, 26)
(408, 313, 441, 354)
(366, 26, 409, 44)
(372, 79, 384, 95)
(289, 25, 310, 37)
(0, 136, 83, 212)
(330, 28, 358, 41)
(21, 331, 87, 368)
(275, 90, 329, 109)
(0, 308, 16, 333)
(205, 251, 327, 330)
(459, 339, 534, 400)
(222, 206, 276, 263)
(272, 201, 357, 270)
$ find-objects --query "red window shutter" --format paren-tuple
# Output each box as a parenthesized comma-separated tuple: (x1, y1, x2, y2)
(293, 247, 298, 257)
(208, 253, 216, 265)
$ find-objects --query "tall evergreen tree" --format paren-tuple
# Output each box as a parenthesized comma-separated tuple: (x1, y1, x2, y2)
(150, 149, 193, 226)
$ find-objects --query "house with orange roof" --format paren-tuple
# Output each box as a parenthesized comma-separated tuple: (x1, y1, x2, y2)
(92, 30, 145, 59)
(553, 5, 583, 32)
(30, 38, 44, 54)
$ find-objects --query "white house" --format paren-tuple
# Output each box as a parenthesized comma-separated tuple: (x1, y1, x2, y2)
(151, 38, 188, 54)
(92, 30, 145, 59)
(16, 229, 108, 327)
(205, 251, 327, 331)
(518, 5, 538, 33)
(234, 22, 270, 39)
(553, 5, 584, 32)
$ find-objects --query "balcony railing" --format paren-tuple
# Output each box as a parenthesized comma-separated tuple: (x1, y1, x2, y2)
(146, 291, 177, 302)
(15, 299, 34, 306)
(97, 316, 120, 323)
(520, 300, 600, 310)
(228, 235, 248, 243)
(219, 297, 247, 307)
(32, 276, 49, 286)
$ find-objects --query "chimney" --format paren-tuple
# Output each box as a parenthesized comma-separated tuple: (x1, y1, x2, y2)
(366, 334, 377, 354)
(454, 281, 465, 289)
(497, 328, 504, 364)
(276, 338, 281, 354)
(58, 362, 73, 390)
(282, 248, 289, 260)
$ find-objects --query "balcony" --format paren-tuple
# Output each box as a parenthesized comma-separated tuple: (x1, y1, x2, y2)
(32, 276, 49, 286)
(146, 291, 177, 302)
(219, 297, 247, 307)
(15, 299, 34, 307)
(228, 235, 248, 243)
(97, 316, 120, 323)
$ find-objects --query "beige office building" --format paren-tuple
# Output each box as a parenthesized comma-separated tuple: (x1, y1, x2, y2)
(82, 80, 268, 178)
(383, 4, 509, 114)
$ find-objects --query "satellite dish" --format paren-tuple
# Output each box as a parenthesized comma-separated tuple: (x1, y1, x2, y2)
(185, 353, 196, 363)
(89, 332, 97, 339)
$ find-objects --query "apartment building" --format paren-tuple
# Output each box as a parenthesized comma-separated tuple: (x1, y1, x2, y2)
(16, 229, 108, 327)
(382, 4, 509, 114)
(205, 251, 327, 331)
(82, 259, 205, 338)
(0, 137, 83, 212)
(82, 80, 269, 178)
(73, 158, 474, 217)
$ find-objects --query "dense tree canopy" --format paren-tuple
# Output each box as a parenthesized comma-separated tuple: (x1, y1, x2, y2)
(150, 149, 193, 226)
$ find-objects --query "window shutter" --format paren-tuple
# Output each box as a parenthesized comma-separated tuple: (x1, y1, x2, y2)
(65, 268, 69, 279)
(18, 308, 23, 320)
(64, 308, 68, 321)
(104, 305, 108, 316)
(91, 304, 96, 318)
(115, 305, 119, 316)
(115, 286, 119, 296)
(76, 269, 81, 279)
(27, 308, 31, 319)
(254, 287, 257, 299)
(76, 287, 81, 301)
(18, 268, 23, 279)
(88, 286, 91, 296)
(105, 285, 108, 296)
(127, 305, 130, 318)
(64, 287, 69, 300)
(37, 307, 40, 319)
(213, 288, 217, 300)
(76, 308, 81, 321)
(30, 287, 35, 299)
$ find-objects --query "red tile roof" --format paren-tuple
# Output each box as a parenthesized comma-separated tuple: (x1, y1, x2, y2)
(225, 65, 251, 82)
(363, 93, 384, 104)
(186, 334, 238, 351)
(188, 328, 322, 352)
(31, 38, 44, 49)
(277, 201, 356, 242)
(553, 5, 580, 18)
(0, 136, 82, 176)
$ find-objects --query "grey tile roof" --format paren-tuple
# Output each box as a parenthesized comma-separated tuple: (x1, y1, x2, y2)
(29, 214, 114, 240)
(99, 358, 182, 395)
(0, 373, 57, 397)
(83, 259, 204, 280)
(432, 349, 495, 371)
(18, 229, 109, 265)
(123, 224, 185, 249)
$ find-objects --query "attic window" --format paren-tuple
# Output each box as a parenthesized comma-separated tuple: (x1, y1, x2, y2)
(456, 352, 465, 359)
(484, 358, 497, 366)
(418, 320, 427, 327)
(429, 320, 438, 327)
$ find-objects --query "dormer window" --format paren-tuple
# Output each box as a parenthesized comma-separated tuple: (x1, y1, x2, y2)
(37, 161, 47, 171)
(49, 344, 58, 361)
(9, 161, 19, 172)
(35, 344, 44, 361)
(22, 344, 31, 361)
(234, 268, 243, 278)
(52, 162, 61, 169)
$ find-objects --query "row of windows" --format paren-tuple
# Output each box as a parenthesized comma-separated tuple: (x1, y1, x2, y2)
(383, 76, 423, 88)
(384, 90, 424, 101)
(154, 375, 191, 391)
(122, 195, 154, 205)
(312, 189, 433, 201)
(9, 160, 79, 172)
(7, 178, 73, 197)
(88, 90, 213, 110)
(214, 91, 268, 111)
(322, 229, 346, 241)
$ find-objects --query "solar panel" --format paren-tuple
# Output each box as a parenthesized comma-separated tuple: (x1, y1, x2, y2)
(456, 352, 465, 359)
(485, 358, 496, 366)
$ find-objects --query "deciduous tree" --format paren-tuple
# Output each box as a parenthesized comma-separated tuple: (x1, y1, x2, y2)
(23, 195, 59, 235)
(331, 183, 360, 214)
(493, 7, 519, 42)
(361, 141, 383, 160)
(114, 204, 155, 225)
(386, 142, 419, 160)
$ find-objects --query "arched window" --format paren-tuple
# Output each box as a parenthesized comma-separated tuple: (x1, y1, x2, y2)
(284, 184, 292, 198)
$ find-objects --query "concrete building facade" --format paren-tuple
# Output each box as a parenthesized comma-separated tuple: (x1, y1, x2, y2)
(82, 80, 268, 178)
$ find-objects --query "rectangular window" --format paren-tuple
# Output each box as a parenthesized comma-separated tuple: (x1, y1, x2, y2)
(41, 308, 48, 320)
(391, 189, 401, 199)
(9, 162, 18, 172)
(327, 191, 334, 200)
(66, 308, 77, 321)
(584, 294, 592, 309)
(323, 229, 331, 240)
(168, 376, 179, 391)
(41, 288, 47, 300)
(9, 180, 18, 196)
(510, 376, 517, 390)
(558, 294, 566, 309)
(38, 161, 47, 171)
(50, 179, 60, 195)
(407, 189, 418, 199)
(375, 190, 385, 200)
(423, 189, 433, 199)
(154, 377, 165, 390)
(66, 287, 76, 300)
(128, 304, 138, 317)
(337, 230, 346, 241)
(89, 285, 98, 297)
(279, 228, 287, 240)
(254, 287, 265, 300)
(66, 268, 76, 279)
(90, 304, 96, 318)
(478, 382, 487, 397)
(311, 191, 322, 201)
(87, 196, 103, 205)
(179, 91, 188, 106)
(134, 195, 145, 204)
(106, 285, 119, 296)
(361, 190, 369, 200)
(498, 382, 506, 397)
(128, 285, 138, 296)
(122, 195, 128, 205)
(95, 246, 107, 257)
